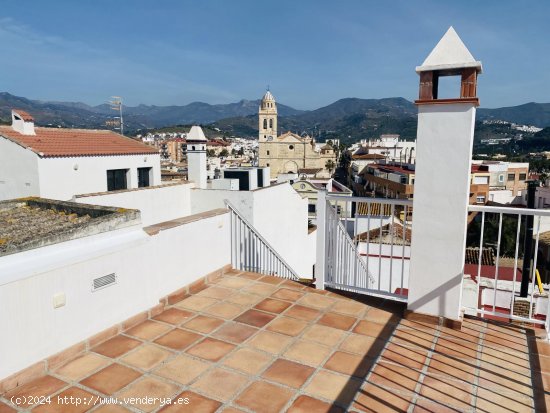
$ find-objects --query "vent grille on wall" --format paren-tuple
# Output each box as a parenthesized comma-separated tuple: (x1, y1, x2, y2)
(92, 273, 116, 291)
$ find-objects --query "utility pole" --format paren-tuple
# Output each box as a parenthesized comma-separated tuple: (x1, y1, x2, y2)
(108, 96, 124, 136)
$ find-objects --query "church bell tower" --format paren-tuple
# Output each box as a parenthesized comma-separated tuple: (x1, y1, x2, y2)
(258, 89, 277, 142)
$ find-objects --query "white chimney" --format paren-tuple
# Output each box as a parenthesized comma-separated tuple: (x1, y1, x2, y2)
(12, 109, 35, 135)
(186, 125, 208, 189)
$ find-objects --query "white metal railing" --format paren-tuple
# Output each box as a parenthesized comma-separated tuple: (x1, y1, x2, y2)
(225, 200, 300, 280)
(464, 204, 550, 331)
(323, 195, 412, 301)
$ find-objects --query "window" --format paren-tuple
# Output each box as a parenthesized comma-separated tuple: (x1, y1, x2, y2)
(476, 195, 486, 204)
(519, 173, 527, 181)
(308, 204, 316, 213)
(269, 119, 273, 128)
(266, 163, 270, 167)
(267, 150, 270, 155)
(289, 145, 294, 150)
(138, 167, 151, 188)
(507, 173, 515, 181)
(107, 169, 128, 191)
(263, 119, 267, 129)
(498, 174, 504, 183)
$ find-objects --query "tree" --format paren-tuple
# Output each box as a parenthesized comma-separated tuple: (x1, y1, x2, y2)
(325, 159, 336, 175)
(219, 149, 229, 158)
(206, 149, 216, 158)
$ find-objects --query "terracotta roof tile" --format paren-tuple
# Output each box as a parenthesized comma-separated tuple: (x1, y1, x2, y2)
(13, 109, 34, 121)
(0, 126, 159, 158)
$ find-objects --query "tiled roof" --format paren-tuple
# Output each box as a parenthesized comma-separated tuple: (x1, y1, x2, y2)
(13, 109, 34, 121)
(0, 126, 159, 157)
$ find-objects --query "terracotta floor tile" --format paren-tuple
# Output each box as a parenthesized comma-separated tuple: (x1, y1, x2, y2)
(88, 404, 130, 413)
(478, 361, 532, 397)
(153, 308, 194, 325)
(32, 386, 97, 413)
(482, 342, 529, 362)
(120, 344, 173, 370)
(262, 359, 315, 388)
(0, 402, 15, 413)
(238, 271, 262, 280)
(212, 322, 258, 344)
(225, 292, 262, 307)
(195, 286, 235, 300)
(368, 361, 421, 394)
(427, 352, 477, 383)
(353, 320, 395, 340)
(191, 368, 249, 402)
(331, 299, 367, 317)
(220, 408, 246, 413)
(203, 302, 244, 319)
(222, 347, 272, 374)
(339, 333, 386, 356)
(285, 304, 321, 321)
(391, 326, 435, 350)
(381, 343, 428, 370)
(419, 375, 473, 410)
(476, 387, 533, 413)
(302, 324, 346, 346)
(216, 277, 251, 289)
(186, 338, 236, 362)
(258, 275, 285, 285)
(55, 353, 110, 381)
(284, 340, 333, 367)
(246, 331, 292, 354)
(235, 381, 293, 413)
(266, 316, 308, 336)
(271, 288, 305, 302)
(153, 354, 210, 385)
(254, 298, 292, 314)
(298, 293, 335, 310)
(116, 377, 179, 412)
(80, 363, 140, 395)
(287, 395, 344, 413)
(158, 390, 221, 413)
(412, 398, 463, 413)
(318, 312, 357, 331)
(234, 309, 276, 327)
(242, 283, 278, 296)
(533, 341, 550, 358)
(92, 335, 142, 358)
(182, 315, 224, 334)
(125, 320, 172, 341)
(174, 296, 217, 311)
(364, 307, 401, 325)
(305, 370, 361, 405)
(4, 376, 66, 408)
(324, 351, 373, 377)
(352, 383, 412, 412)
(154, 328, 202, 351)
(435, 336, 480, 360)
(480, 350, 529, 374)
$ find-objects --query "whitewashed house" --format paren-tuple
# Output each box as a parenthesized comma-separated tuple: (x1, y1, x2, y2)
(0, 109, 161, 201)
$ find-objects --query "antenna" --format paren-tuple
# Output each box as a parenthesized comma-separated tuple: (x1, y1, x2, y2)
(108, 96, 124, 136)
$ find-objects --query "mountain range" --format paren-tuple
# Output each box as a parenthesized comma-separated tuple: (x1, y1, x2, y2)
(1, 92, 550, 143)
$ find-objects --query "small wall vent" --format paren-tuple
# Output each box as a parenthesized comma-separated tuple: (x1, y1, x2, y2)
(92, 273, 116, 291)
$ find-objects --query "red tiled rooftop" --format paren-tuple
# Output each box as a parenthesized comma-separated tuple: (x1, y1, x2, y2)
(0, 125, 159, 157)
(12, 109, 34, 122)
(1, 270, 550, 412)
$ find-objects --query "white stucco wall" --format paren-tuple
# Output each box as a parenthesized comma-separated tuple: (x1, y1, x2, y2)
(0, 137, 40, 200)
(37, 154, 161, 200)
(0, 212, 230, 379)
(73, 182, 194, 226)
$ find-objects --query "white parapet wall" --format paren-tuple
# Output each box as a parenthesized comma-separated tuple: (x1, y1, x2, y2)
(0, 210, 230, 380)
(73, 182, 194, 226)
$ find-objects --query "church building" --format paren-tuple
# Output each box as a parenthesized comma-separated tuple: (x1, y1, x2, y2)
(257, 91, 337, 179)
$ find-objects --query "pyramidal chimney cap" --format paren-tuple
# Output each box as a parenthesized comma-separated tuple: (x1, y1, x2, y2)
(416, 26, 482, 74)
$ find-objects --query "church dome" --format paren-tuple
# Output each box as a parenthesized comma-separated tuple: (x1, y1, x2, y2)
(262, 90, 275, 102)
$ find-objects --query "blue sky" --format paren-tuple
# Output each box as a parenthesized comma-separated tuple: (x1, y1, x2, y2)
(1, 1, 549, 109)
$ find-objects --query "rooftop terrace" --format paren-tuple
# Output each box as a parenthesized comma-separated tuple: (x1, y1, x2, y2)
(1, 270, 550, 412)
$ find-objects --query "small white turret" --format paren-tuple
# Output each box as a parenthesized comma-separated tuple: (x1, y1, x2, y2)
(11, 109, 35, 135)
